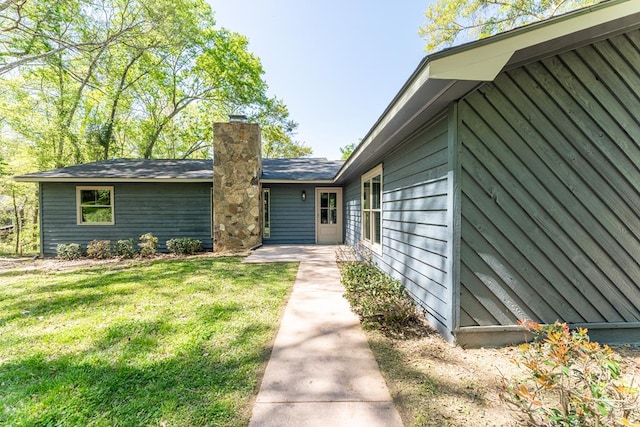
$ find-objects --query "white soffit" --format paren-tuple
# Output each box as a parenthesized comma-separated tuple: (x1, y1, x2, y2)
(427, 0, 640, 81)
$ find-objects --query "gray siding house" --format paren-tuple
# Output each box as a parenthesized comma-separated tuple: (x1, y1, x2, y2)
(16, 0, 640, 346)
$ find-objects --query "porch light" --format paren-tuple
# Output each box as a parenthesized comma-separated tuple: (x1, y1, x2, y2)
(301, 190, 306, 201)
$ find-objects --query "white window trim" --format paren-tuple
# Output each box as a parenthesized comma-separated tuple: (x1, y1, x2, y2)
(361, 164, 383, 254)
(76, 186, 115, 225)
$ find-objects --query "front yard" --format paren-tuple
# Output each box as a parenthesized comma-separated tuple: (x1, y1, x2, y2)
(0, 256, 297, 426)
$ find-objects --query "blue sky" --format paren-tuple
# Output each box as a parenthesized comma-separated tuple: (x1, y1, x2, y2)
(208, 0, 431, 160)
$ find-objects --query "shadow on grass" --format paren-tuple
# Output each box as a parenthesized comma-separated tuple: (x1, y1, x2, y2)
(0, 257, 297, 426)
(0, 324, 269, 426)
(1, 309, 275, 427)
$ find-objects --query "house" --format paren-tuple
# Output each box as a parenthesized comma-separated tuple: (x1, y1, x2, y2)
(16, 0, 640, 347)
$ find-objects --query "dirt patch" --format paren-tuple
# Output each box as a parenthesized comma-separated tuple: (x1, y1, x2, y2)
(365, 319, 640, 427)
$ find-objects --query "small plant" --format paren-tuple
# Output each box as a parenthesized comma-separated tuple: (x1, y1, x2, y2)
(166, 237, 202, 255)
(114, 238, 136, 258)
(501, 320, 640, 426)
(56, 243, 82, 260)
(337, 245, 417, 330)
(138, 233, 158, 257)
(86, 240, 111, 259)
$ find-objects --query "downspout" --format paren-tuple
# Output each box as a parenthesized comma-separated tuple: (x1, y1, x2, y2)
(447, 102, 462, 343)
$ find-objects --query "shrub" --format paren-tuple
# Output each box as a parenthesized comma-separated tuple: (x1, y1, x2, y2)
(337, 246, 417, 330)
(138, 233, 158, 257)
(114, 238, 136, 258)
(166, 238, 202, 255)
(56, 243, 82, 260)
(501, 320, 640, 426)
(86, 240, 111, 259)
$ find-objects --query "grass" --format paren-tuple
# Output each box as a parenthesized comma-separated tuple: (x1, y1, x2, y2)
(0, 257, 297, 426)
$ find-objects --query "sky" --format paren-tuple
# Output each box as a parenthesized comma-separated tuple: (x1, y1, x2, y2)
(207, 0, 431, 160)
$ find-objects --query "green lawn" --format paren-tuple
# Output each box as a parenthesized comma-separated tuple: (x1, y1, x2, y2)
(0, 257, 297, 426)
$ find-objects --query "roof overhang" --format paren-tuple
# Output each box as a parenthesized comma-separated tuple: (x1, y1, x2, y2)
(14, 177, 213, 183)
(426, 0, 639, 81)
(259, 179, 336, 185)
(335, 0, 640, 183)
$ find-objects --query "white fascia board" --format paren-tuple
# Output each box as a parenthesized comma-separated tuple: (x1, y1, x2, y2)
(427, 0, 640, 81)
(13, 177, 213, 183)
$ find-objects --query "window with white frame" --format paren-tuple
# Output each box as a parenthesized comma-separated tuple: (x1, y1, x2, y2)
(361, 164, 382, 248)
(77, 186, 114, 225)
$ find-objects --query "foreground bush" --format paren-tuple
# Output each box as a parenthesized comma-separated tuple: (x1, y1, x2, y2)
(113, 238, 136, 258)
(501, 320, 640, 426)
(337, 246, 417, 330)
(166, 237, 202, 255)
(86, 240, 111, 259)
(56, 243, 82, 260)
(138, 233, 158, 257)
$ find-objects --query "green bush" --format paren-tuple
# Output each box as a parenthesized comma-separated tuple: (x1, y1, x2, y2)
(114, 238, 136, 258)
(337, 246, 417, 330)
(138, 233, 158, 257)
(86, 240, 111, 259)
(166, 237, 202, 255)
(56, 243, 82, 260)
(501, 321, 640, 426)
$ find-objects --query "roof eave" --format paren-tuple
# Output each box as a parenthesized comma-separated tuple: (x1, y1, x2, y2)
(260, 179, 336, 185)
(13, 177, 213, 183)
(334, 0, 639, 183)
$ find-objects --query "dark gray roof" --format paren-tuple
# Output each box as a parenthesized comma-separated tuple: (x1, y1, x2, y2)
(14, 159, 214, 181)
(14, 158, 344, 182)
(261, 158, 344, 181)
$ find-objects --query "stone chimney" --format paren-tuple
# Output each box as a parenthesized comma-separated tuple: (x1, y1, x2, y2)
(213, 117, 262, 252)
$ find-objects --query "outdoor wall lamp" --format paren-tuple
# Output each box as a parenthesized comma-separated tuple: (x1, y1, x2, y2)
(301, 190, 306, 201)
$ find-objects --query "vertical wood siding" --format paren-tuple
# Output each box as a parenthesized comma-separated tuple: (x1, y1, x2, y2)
(41, 182, 213, 256)
(459, 30, 640, 327)
(262, 184, 316, 244)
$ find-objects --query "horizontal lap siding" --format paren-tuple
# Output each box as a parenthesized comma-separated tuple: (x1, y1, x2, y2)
(262, 184, 315, 244)
(344, 180, 361, 246)
(377, 118, 452, 334)
(41, 182, 213, 256)
(459, 30, 640, 327)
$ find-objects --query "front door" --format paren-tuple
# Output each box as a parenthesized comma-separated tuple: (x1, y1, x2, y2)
(315, 188, 342, 244)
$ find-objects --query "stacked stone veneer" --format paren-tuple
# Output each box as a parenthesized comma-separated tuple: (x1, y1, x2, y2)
(213, 121, 262, 252)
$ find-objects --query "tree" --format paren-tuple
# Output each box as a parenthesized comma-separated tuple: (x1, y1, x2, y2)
(340, 142, 357, 160)
(0, 0, 304, 164)
(254, 98, 312, 158)
(419, 0, 598, 53)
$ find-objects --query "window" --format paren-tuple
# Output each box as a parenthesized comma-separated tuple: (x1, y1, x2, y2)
(320, 191, 338, 224)
(362, 164, 382, 248)
(263, 188, 271, 238)
(77, 186, 114, 225)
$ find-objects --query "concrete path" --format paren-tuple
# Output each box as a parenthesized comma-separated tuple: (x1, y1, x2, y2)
(244, 246, 403, 427)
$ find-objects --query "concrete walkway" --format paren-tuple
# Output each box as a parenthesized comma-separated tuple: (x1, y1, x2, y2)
(244, 245, 403, 427)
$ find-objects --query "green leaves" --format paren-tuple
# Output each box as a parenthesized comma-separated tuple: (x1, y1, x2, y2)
(501, 321, 640, 426)
(1, 0, 305, 163)
(419, 0, 599, 53)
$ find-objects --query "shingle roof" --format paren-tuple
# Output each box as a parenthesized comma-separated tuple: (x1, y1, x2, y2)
(14, 159, 214, 182)
(261, 158, 344, 181)
(14, 158, 344, 183)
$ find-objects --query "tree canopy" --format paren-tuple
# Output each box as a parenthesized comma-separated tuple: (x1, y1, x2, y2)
(0, 0, 309, 169)
(419, 0, 598, 53)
